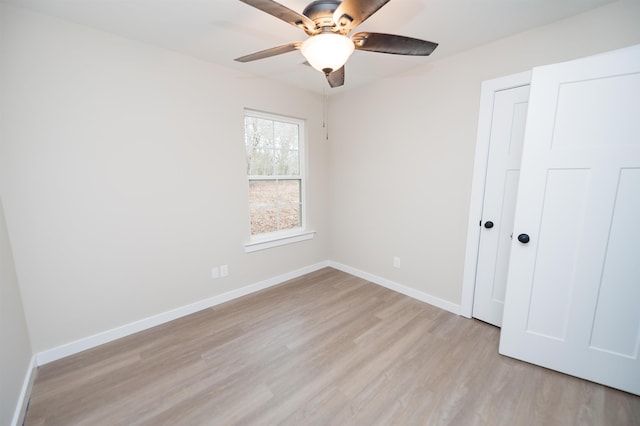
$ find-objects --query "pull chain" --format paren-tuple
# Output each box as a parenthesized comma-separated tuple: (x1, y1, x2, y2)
(323, 89, 329, 140)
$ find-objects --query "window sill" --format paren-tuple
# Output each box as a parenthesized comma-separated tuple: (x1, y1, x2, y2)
(244, 230, 316, 253)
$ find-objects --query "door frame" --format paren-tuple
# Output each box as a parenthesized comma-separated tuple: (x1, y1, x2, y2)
(460, 70, 531, 318)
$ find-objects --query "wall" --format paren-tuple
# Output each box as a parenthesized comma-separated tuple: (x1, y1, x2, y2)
(0, 198, 33, 426)
(0, 10, 34, 424)
(327, 0, 640, 305)
(0, 4, 329, 354)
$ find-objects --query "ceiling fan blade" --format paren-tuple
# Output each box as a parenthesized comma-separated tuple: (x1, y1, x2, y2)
(239, 0, 316, 33)
(234, 42, 301, 62)
(333, 0, 391, 31)
(326, 66, 345, 88)
(352, 32, 438, 56)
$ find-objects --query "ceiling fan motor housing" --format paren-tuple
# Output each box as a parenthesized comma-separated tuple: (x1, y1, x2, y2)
(303, 0, 342, 30)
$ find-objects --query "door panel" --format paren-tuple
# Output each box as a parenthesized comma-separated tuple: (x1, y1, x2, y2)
(490, 169, 519, 304)
(472, 85, 529, 326)
(526, 169, 590, 340)
(589, 168, 640, 358)
(552, 73, 640, 148)
(500, 44, 640, 395)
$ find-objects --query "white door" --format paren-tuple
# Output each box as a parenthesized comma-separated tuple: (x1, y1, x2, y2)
(472, 85, 529, 326)
(500, 44, 640, 395)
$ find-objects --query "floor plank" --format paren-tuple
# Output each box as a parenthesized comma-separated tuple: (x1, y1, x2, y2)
(24, 268, 640, 425)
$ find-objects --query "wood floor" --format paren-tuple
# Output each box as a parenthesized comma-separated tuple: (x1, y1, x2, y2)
(25, 268, 640, 425)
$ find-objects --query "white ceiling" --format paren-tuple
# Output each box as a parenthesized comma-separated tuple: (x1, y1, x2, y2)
(4, 0, 616, 94)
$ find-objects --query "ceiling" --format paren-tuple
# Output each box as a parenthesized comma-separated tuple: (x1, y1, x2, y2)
(4, 0, 616, 94)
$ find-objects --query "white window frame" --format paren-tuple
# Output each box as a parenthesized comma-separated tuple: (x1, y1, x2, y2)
(243, 109, 314, 253)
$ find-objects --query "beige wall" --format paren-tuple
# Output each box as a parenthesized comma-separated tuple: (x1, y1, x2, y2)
(0, 4, 330, 354)
(0, 197, 32, 426)
(0, 10, 34, 424)
(327, 0, 640, 304)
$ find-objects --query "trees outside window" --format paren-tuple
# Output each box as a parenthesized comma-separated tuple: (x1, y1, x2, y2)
(244, 111, 305, 236)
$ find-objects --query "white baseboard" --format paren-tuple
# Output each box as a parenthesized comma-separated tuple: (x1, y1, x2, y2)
(36, 259, 460, 366)
(37, 261, 330, 365)
(11, 354, 37, 426)
(328, 261, 461, 315)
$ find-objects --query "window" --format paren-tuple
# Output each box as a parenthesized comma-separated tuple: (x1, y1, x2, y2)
(243, 110, 313, 251)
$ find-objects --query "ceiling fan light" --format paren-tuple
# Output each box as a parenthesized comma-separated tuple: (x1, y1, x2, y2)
(301, 33, 354, 74)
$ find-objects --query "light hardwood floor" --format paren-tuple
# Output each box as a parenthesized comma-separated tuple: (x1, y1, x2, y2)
(24, 268, 640, 425)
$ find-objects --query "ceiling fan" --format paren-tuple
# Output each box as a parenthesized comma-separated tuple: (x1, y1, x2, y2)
(235, 0, 438, 88)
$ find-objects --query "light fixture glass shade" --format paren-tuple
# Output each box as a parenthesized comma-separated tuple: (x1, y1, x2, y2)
(301, 33, 355, 74)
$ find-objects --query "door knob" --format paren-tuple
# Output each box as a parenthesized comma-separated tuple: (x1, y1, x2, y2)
(484, 221, 494, 229)
(517, 233, 530, 244)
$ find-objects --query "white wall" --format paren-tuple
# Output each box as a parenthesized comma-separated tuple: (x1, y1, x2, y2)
(0, 10, 34, 424)
(0, 4, 329, 354)
(327, 0, 640, 305)
(0, 197, 32, 426)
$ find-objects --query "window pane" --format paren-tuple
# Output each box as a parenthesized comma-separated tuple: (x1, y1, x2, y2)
(285, 150, 300, 175)
(248, 180, 277, 206)
(244, 116, 258, 150)
(279, 180, 300, 204)
(250, 208, 278, 235)
(274, 121, 299, 150)
(246, 117, 300, 177)
(279, 205, 301, 230)
(248, 148, 274, 175)
(245, 117, 275, 149)
(256, 118, 274, 148)
(275, 149, 298, 175)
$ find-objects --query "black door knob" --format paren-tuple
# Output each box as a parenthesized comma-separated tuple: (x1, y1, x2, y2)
(517, 233, 530, 244)
(484, 221, 494, 229)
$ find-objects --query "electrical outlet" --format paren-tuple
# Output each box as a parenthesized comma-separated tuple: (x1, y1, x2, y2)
(211, 267, 220, 279)
(220, 264, 229, 277)
(393, 256, 401, 269)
